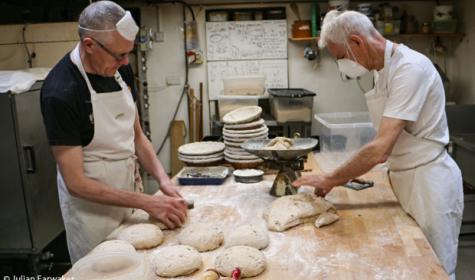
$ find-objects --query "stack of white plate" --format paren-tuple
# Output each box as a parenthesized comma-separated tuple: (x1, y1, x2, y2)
(222, 106, 267, 165)
(178, 141, 225, 165)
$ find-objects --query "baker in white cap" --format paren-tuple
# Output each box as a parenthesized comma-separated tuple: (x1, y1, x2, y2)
(293, 10, 463, 279)
(40, 0, 187, 263)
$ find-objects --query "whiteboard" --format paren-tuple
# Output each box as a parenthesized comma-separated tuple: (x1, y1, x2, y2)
(207, 60, 288, 100)
(206, 20, 287, 61)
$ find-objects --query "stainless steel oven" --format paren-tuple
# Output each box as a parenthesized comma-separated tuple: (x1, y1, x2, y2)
(0, 82, 64, 273)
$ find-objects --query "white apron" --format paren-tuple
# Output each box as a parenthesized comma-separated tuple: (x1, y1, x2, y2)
(57, 44, 138, 263)
(365, 41, 463, 279)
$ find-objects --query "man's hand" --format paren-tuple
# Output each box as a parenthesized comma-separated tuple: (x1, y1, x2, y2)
(160, 182, 183, 198)
(144, 194, 187, 229)
(292, 174, 335, 197)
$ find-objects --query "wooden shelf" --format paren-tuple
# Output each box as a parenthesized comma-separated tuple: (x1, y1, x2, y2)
(289, 33, 465, 42)
(289, 37, 319, 42)
(387, 32, 465, 39)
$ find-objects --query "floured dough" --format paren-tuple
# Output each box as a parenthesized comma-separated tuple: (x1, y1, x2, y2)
(90, 254, 140, 275)
(153, 245, 202, 277)
(178, 223, 224, 252)
(315, 211, 340, 228)
(264, 137, 294, 150)
(264, 192, 338, 231)
(125, 209, 168, 230)
(74, 252, 151, 279)
(91, 240, 136, 255)
(226, 224, 269, 250)
(215, 246, 266, 278)
(117, 223, 164, 249)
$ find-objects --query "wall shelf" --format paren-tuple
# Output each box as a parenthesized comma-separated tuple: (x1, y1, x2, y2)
(289, 33, 465, 42)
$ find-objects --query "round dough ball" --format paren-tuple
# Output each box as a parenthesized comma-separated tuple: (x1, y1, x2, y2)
(178, 223, 224, 252)
(91, 240, 136, 255)
(226, 224, 269, 250)
(215, 246, 266, 278)
(117, 223, 164, 249)
(153, 245, 202, 277)
(125, 209, 168, 230)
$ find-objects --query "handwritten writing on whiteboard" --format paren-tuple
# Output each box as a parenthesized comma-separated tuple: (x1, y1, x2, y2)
(207, 60, 288, 100)
(206, 20, 287, 61)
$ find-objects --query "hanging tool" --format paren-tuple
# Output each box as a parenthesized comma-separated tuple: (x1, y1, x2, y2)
(304, 45, 317, 60)
(199, 82, 204, 141)
(187, 88, 196, 142)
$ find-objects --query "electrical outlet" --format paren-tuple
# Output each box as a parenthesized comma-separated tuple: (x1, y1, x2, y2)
(166, 75, 182, 86)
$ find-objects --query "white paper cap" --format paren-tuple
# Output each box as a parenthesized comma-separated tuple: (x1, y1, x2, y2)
(116, 11, 139, 41)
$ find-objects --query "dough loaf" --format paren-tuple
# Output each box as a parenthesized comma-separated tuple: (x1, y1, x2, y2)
(178, 222, 224, 252)
(91, 240, 136, 255)
(226, 224, 269, 250)
(264, 192, 338, 231)
(215, 246, 266, 278)
(153, 245, 202, 277)
(117, 223, 164, 249)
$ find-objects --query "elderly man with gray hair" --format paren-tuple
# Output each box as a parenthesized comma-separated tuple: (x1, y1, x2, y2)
(293, 10, 463, 279)
(40, 0, 187, 263)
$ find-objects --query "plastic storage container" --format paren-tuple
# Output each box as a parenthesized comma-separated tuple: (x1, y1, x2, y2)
(432, 19, 457, 33)
(269, 88, 316, 122)
(218, 95, 264, 121)
(223, 75, 265, 96)
(315, 112, 376, 170)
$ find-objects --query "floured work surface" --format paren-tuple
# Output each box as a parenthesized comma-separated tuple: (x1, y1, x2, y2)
(64, 153, 448, 279)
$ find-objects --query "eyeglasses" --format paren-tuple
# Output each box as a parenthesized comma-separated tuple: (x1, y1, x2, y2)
(90, 37, 130, 62)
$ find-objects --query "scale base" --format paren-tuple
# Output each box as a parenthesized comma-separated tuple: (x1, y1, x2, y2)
(270, 168, 301, 197)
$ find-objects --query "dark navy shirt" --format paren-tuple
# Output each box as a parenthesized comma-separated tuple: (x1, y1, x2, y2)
(40, 52, 137, 147)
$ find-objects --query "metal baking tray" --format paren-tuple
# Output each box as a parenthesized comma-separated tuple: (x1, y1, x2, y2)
(177, 166, 230, 185)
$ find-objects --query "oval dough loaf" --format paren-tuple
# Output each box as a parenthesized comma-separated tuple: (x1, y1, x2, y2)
(264, 192, 338, 231)
(215, 246, 266, 278)
(117, 223, 164, 249)
(91, 240, 136, 255)
(153, 245, 202, 277)
(125, 209, 168, 230)
(178, 223, 224, 252)
(226, 224, 269, 250)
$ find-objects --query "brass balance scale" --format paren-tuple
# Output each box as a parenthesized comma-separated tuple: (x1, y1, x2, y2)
(241, 138, 319, 197)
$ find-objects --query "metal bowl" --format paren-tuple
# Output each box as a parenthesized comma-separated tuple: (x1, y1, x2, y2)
(233, 169, 264, 183)
(241, 138, 318, 161)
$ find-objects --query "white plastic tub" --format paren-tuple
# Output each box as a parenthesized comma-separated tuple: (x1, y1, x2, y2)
(269, 88, 316, 122)
(223, 75, 265, 96)
(315, 112, 376, 170)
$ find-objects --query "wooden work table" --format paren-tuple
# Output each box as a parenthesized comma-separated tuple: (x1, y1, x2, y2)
(65, 152, 448, 279)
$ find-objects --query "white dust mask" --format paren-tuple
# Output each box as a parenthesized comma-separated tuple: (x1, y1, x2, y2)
(336, 58, 369, 78)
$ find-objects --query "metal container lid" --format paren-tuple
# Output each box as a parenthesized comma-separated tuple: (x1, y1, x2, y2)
(268, 88, 316, 98)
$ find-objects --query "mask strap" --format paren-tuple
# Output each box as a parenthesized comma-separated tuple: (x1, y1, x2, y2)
(345, 39, 365, 67)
